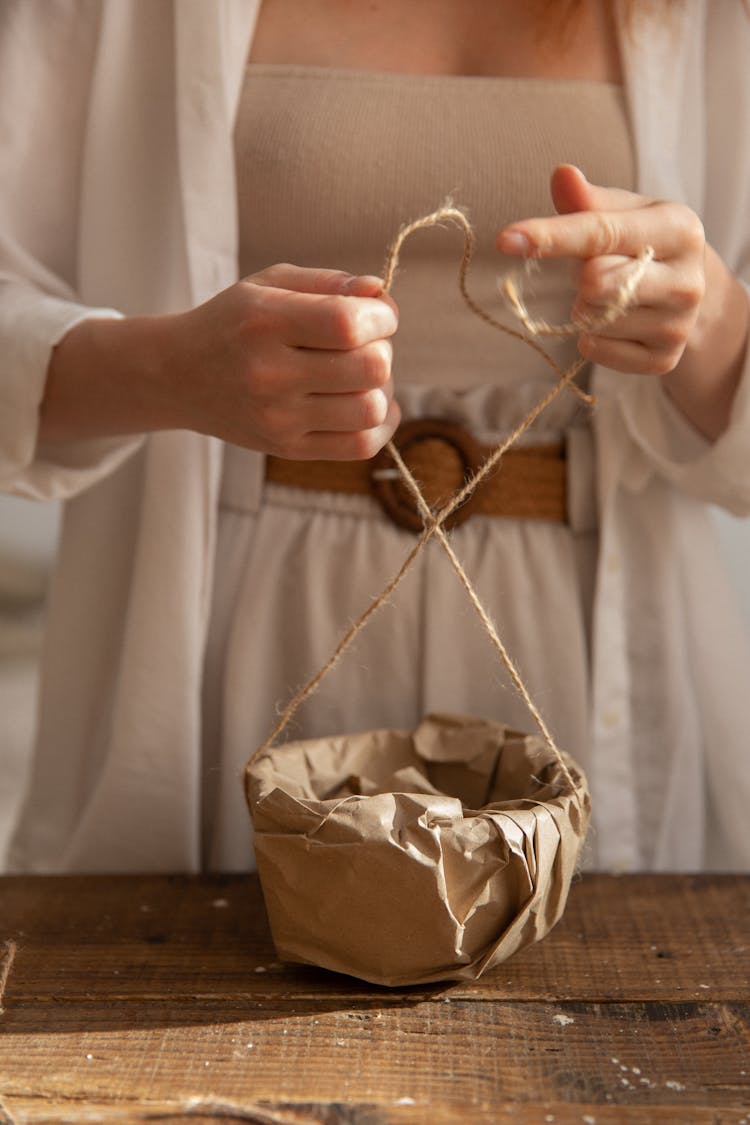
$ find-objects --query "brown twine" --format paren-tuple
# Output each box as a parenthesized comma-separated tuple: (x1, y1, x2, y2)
(502, 245, 654, 338)
(0, 940, 17, 1014)
(251, 205, 650, 810)
(383, 205, 593, 405)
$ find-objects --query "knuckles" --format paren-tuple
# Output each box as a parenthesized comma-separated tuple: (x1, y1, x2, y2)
(252, 262, 296, 288)
(640, 347, 686, 377)
(325, 296, 367, 349)
(237, 276, 397, 352)
(652, 317, 694, 354)
(589, 215, 625, 258)
(238, 281, 283, 340)
(670, 204, 705, 254)
(324, 296, 396, 349)
(671, 271, 705, 313)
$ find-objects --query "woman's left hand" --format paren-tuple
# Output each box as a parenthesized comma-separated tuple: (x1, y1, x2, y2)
(496, 163, 704, 376)
(496, 164, 749, 439)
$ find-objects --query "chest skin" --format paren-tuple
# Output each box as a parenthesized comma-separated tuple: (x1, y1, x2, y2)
(247, 0, 623, 81)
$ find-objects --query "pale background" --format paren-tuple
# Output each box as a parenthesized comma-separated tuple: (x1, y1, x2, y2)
(1, 493, 749, 865)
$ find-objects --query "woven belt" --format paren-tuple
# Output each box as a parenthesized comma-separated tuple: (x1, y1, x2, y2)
(265, 418, 567, 532)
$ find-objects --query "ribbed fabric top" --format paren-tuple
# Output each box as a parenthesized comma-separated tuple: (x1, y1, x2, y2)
(234, 65, 634, 423)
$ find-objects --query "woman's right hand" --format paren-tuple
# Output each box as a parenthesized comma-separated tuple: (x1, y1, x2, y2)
(170, 265, 400, 459)
(41, 265, 401, 460)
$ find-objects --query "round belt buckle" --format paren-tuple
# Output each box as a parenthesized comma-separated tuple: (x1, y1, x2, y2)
(370, 419, 484, 533)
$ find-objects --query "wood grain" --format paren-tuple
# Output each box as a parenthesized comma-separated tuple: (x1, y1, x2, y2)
(2, 874, 748, 1003)
(1, 874, 748, 1124)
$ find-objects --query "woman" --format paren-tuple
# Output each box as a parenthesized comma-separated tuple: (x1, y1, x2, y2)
(1, 0, 749, 873)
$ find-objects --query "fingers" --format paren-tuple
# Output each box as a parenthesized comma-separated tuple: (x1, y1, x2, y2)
(577, 333, 684, 377)
(287, 339, 394, 394)
(249, 263, 399, 342)
(252, 343, 396, 455)
(571, 250, 704, 375)
(550, 164, 646, 216)
(187, 265, 402, 458)
(494, 165, 707, 379)
(498, 199, 703, 263)
(574, 255, 704, 318)
(298, 397, 402, 461)
(244, 280, 398, 351)
(251, 263, 384, 298)
(257, 384, 400, 460)
(496, 165, 704, 265)
(288, 292, 398, 350)
(237, 269, 400, 458)
(305, 379, 395, 435)
(576, 294, 699, 373)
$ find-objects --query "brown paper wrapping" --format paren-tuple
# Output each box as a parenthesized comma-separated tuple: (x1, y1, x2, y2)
(246, 713, 590, 987)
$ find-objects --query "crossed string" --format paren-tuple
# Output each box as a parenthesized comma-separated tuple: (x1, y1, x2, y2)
(250, 205, 653, 809)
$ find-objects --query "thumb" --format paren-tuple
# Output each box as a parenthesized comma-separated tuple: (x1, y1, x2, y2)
(550, 164, 596, 215)
(551, 163, 647, 215)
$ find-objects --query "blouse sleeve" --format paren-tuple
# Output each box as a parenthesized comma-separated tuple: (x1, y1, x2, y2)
(0, 2, 141, 501)
(601, 0, 750, 518)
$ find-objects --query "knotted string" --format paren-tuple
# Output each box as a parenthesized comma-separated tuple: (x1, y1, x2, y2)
(250, 206, 652, 810)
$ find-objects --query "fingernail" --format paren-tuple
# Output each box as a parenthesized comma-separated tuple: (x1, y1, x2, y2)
(497, 231, 533, 257)
(560, 162, 587, 183)
(342, 274, 384, 297)
(360, 274, 385, 296)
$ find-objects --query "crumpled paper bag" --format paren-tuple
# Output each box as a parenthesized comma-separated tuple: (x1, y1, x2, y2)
(245, 713, 590, 987)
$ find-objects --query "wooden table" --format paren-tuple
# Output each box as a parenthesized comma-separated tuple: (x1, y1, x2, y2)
(0, 874, 748, 1124)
